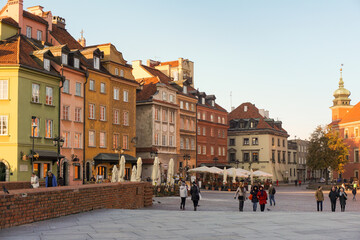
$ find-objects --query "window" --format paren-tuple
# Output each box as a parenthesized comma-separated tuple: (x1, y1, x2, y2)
(355, 150, 359, 163)
(115, 68, 119, 75)
(230, 153, 236, 162)
(282, 152, 286, 162)
(120, 69, 124, 77)
(162, 110, 167, 122)
(169, 111, 175, 123)
(203, 127, 206, 136)
(203, 146, 206, 155)
(89, 130, 95, 147)
(185, 102, 189, 110)
(277, 151, 281, 163)
(218, 116, 221, 123)
(180, 101, 184, 109)
(252, 138, 258, 145)
(211, 146, 214, 155)
(45, 120, 53, 138)
(100, 106, 106, 121)
(89, 104, 95, 119)
(223, 147, 225, 156)
(63, 80, 69, 94)
(180, 138, 184, 149)
(243, 153, 250, 162)
(113, 88, 120, 100)
(198, 145, 201, 154)
(32, 83, 40, 103)
(113, 133, 120, 149)
(197, 127, 201, 135)
(62, 105, 70, 120)
(63, 131, 70, 148)
(186, 138, 190, 150)
(197, 112, 201, 119)
(218, 147, 221, 156)
(222, 130, 225, 138)
(0, 115, 8, 135)
(99, 132, 106, 148)
(26, 26, 32, 38)
(74, 165, 80, 180)
(283, 139, 285, 147)
(345, 129, 349, 139)
(123, 111, 129, 126)
(191, 139, 195, 150)
(75, 83, 82, 96)
(100, 83, 106, 93)
(180, 118, 184, 129)
(169, 135, 174, 147)
(0, 80, 8, 99)
(94, 57, 100, 69)
(290, 168, 292, 177)
(89, 80, 95, 91)
(272, 137, 274, 146)
(113, 109, 120, 124)
(154, 133, 159, 145)
(202, 113, 206, 120)
(210, 114, 214, 122)
(355, 128, 359, 137)
(155, 108, 160, 121)
(74, 58, 80, 68)
(75, 108, 82, 122)
(169, 94, 174, 103)
(74, 133, 81, 148)
(229, 139, 235, 146)
(123, 135, 129, 149)
(243, 138, 249, 145)
(44, 58, 50, 71)
(162, 135, 167, 146)
(272, 151, 275, 162)
(288, 152, 291, 163)
(278, 138, 280, 147)
(211, 128, 214, 137)
(218, 130, 221, 138)
(62, 53, 68, 65)
(162, 92, 167, 101)
(201, 98, 205, 105)
(45, 87, 53, 105)
(252, 152, 259, 162)
(123, 90, 129, 102)
(31, 118, 39, 137)
(222, 117, 225, 124)
(43, 163, 50, 179)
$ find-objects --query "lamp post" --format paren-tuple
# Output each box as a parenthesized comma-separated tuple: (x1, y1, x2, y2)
(53, 136, 64, 185)
(234, 159, 240, 169)
(213, 157, 219, 167)
(31, 116, 37, 169)
(183, 154, 190, 181)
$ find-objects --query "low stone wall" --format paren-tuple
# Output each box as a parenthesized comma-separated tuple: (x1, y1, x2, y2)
(0, 182, 153, 229)
(0, 181, 44, 190)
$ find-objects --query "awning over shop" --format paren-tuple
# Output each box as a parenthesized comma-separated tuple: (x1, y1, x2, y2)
(29, 150, 64, 163)
(93, 153, 137, 165)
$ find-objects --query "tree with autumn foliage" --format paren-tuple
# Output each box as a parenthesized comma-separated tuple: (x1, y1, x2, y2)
(307, 125, 349, 184)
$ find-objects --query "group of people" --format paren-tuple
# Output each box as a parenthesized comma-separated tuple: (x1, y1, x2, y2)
(30, 171, 57, 188)
(315, 185, 351, 212)
(179, 181, 201, 211)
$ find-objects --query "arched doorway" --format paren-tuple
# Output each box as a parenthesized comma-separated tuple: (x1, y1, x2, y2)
(63, 161, 68, 186)
(0, 162, 6, 181)
(86, 162, 91, 181)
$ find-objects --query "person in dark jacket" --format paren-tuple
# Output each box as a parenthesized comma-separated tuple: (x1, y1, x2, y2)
(328, 186, 338, 212)
(339, 187, 347, 212)
(257, 186, 268, 212)
(190, 181, 200, 211)
(268, 184, 276, 206)
(45, 171, 57, 187)
(250, 185, 259, 212)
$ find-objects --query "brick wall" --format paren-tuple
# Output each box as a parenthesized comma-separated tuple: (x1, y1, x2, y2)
(0, 182, 153, 229)
(0, 181, 45, 190)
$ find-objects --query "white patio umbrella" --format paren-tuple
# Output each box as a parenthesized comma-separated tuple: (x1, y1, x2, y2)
(223, 167, 227, 184)
(130, 165, 137, 182)
(111, 165, 118, 183)
(232, 168, 237, 183)
(167, 158, 174, 185)
(188, 166, 211, 173)
(118, 155, 126, 182)
(151, 157, 159, 186)
(250, 169, 254, 185)
(209, 166, 223, 174)
(253, 170, 273, 177)
(136, 157, 142, 182)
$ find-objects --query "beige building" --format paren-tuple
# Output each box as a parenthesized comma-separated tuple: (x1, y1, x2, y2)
(228, 102, 297, 182)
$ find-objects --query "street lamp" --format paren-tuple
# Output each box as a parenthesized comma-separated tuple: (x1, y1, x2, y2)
(150, 149, 158, 159)
(183, 154, 191, 181)
(234, 159, 240, 169)
(53, 136, 64, 185)
(31, 116, 37, 167)
(213, 157, 219, 167)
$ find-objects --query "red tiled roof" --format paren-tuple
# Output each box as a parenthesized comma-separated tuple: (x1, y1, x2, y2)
(0, 16, 19, 28)
(256, 118, 272, 129)
(23, 11, 48, 25)
(160, 60, 179, 67)
(50, 24, 83, 50)
(142, 65, 172, 85)
(339, 101, 360, 124)
(229, 102, 263, 120)
(136, 83, 157, 101)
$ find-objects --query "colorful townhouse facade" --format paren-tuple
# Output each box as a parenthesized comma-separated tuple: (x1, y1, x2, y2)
(330, 68, 360, 180)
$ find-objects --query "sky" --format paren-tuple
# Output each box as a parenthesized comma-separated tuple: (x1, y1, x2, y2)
(16, 0, 360, 140)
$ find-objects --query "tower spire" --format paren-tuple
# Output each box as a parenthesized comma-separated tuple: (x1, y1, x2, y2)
(339, 64, 344, 88)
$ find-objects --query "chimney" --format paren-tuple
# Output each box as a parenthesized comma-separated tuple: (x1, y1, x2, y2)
(52, 16, 65, 29)
(78, 29, 86, 47)
(132, 60, 142, 67)
(6, 0, 23, 28)
(26, 5, 44, 16)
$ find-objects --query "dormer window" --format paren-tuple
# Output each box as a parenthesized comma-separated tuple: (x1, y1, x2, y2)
(211, 100, 215, 107)
(62, 53, 68, 65)
(26, 26, 32, 38)
(183, 86, 187, 94)
(244, 106, 248, 112)
(37, 30, 42, 41)
(74, 58, 80, 69)
(201, 98, 205, 105)
(115, 68, 119, 76)
(120, 70, 124, 77)
(94, 57, 100, 70)
(44, 59, 50, 71)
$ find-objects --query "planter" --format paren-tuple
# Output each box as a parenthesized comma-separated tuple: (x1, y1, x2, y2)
(211, 187, 215, 191)
(218, 188, 222, 191)
(205, 186, 209, 190)
(228, 189, 231, 192)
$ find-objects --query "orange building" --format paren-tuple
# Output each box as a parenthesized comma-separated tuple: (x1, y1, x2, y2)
(330, 68, 360, 180)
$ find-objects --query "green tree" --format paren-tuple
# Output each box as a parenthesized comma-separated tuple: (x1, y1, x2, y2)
(307, 125, 349, 184)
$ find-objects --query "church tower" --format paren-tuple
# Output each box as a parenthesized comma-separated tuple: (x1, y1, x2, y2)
(330, 66, 353, 122)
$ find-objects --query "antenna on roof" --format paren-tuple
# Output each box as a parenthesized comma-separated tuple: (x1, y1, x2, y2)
(230, 91, 234, 112)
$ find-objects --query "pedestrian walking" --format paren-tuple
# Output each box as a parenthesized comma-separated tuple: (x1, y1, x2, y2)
(234, 182, 247, 211)
(329, 186, 338, 212)
(295, 180, 298, 186)
(249, 185, 259, 212)
(257, 186, 268, 212)
(315, 186, 324, 211)
(339, 187, 347, 212)
(352, 181, 357, 201)
(45, 171, 57, 187)
(299, 180, 302, 186)
(268, 184, 276, 206)
(179, 181, 188, 210)
(190, 181, 200, 211)
(276, 179, 279, 187)
(30, 172, 39, 188)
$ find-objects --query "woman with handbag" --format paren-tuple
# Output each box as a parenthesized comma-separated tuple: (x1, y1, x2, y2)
(249, 185, 259, 212)
(234, 182, 247, 211)
(339, 187, 348, 212)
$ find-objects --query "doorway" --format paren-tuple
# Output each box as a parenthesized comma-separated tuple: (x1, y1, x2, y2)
(86, 162, 91, 181)
(0, 162, 6, 181)
(63, 161, 68, 186)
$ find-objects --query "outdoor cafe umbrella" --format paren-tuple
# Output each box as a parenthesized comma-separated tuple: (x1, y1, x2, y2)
(188, 166, 211, 173)
(136, 157, 142, 182)
(209, 166, 223, 174)
(253, 170, 273, 177)
(151, 157, 159, 186)
(167, 158, 174, 185)
(232, 168, 237, 183)
(118, 155, 126, 182)
(111, 165, 118, 183)
(223, 167, 227, 184)
(130, 165, 137, 182)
